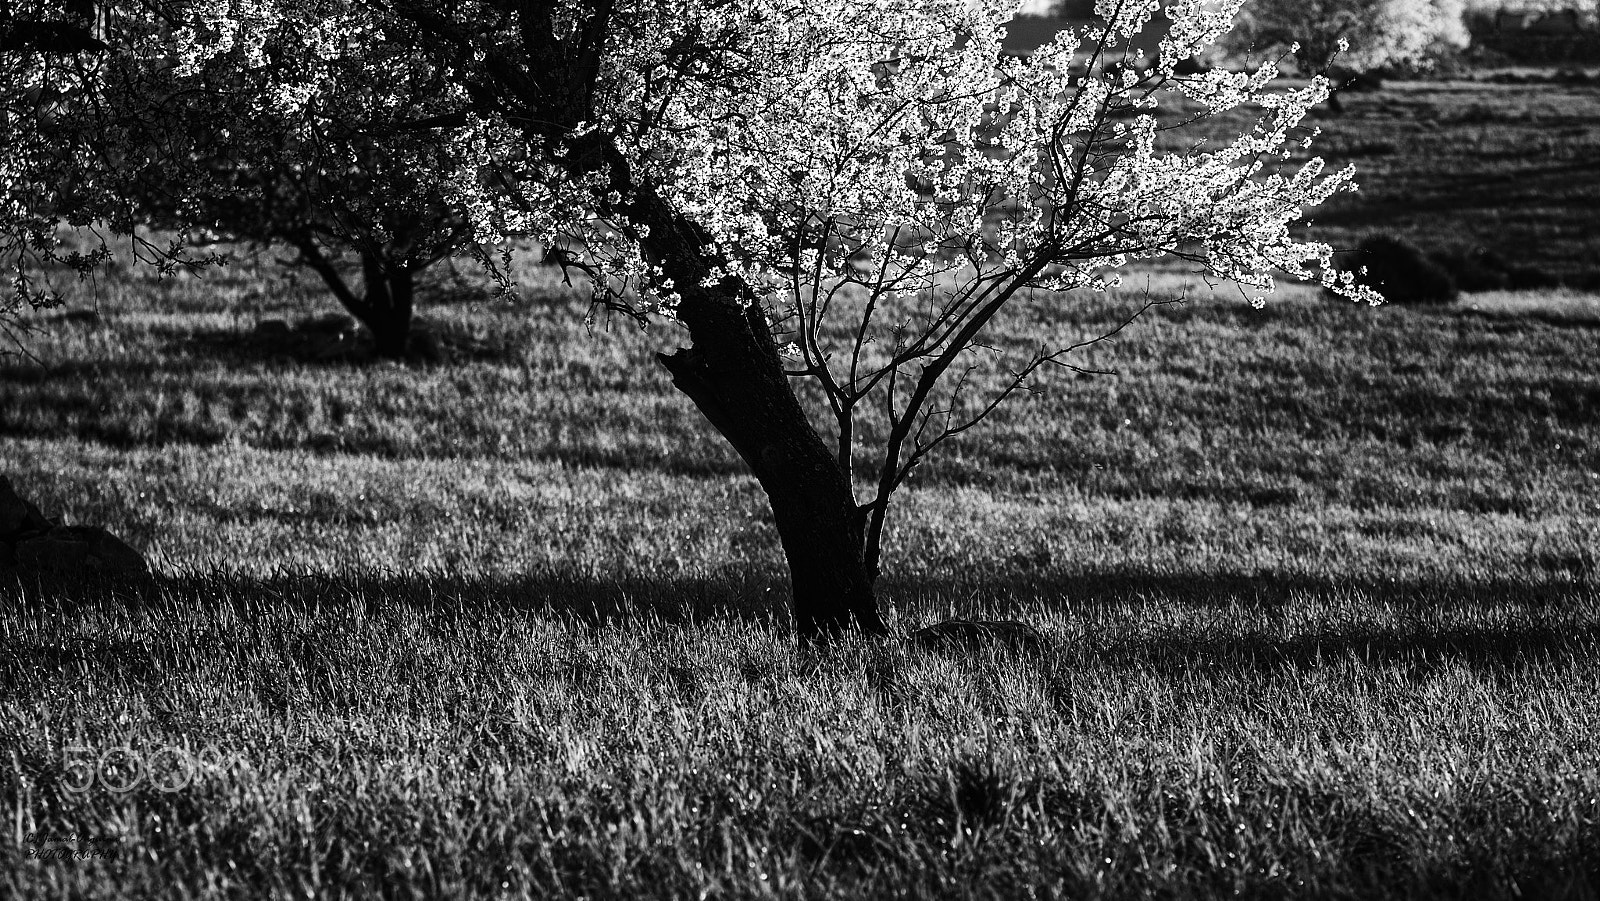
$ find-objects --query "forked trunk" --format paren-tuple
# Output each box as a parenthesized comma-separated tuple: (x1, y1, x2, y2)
(657, 296, 887, 638)
(292, 240, 415, 360)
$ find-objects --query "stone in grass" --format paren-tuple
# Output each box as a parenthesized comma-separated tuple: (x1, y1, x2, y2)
(1504, 265, 1562, 291)
(1, 476, 147, 581)
(298, 313, 358, 336)
(908, 619, 1048, 657)
(1432, 247, 1564, 294)
(1432, 247, 1513, 293)
(12, 526, 148, 576)
(1340, 236, 1458, 305)
(0, 476, 53, 538)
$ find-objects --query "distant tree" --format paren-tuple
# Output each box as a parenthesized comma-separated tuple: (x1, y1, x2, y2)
(107, 63, 488, 359)
(1468, 0, 1598, 23)
(1, 1, 499, 358)
(1, 1, 119, 350)
(3, 0, 1377, 636)
(1229, 0, 1471, 110)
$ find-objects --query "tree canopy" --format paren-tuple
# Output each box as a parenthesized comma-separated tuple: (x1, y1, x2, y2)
(2, 0, 1376, 634)
(0, 0, 504, 356)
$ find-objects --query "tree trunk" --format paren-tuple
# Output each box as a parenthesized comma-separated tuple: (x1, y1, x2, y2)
(656, 293, 887, 639)
(356, 254, 414, 360)
(291, 239, 415, 360)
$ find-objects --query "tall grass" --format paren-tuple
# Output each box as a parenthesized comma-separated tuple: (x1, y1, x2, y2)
(4, 575, 1598, 899)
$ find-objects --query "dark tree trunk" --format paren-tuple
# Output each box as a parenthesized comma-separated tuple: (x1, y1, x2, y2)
(530, 143, 893, 637)
(355, 253, 414, 360)
(291, 240, 415, 360)
(657, 297, 887, 639)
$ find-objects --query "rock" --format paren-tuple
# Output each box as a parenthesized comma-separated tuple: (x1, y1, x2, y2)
(908, 619, 1048, 657)
(1506, 265, 1562, 291)
(1432, 247, 1512, 293)
(308, 333, 357, 362)
(13, 525, 147, 576)
(299, 312, 357, 336)
(0, 476, 53, 538)
(1338, 235, 1457, 305)
(0, 478, 147, 583)
(409, 330, 448, 364)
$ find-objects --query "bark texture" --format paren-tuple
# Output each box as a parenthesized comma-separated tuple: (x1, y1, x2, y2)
(656, 305, 887, 637)
(623, 179, 886, 636)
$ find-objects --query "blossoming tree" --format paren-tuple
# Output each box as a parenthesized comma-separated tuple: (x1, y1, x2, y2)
(1, 0, 493, 357)
(2, 0, 1375, 636)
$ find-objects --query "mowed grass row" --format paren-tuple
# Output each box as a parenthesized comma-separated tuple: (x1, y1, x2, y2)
(1, 431, 1595, 592)
(7, 259, 1599, 503)
(4, 252, 1598, 583)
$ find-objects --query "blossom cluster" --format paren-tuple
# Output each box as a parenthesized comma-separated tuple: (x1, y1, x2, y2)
(5, 0, 1384, 321)
(542, 0, 1383, 309)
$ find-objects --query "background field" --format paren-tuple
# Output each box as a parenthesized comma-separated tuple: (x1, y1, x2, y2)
(3, 81, 1599, 898)
(1298, 80, 1600, 286)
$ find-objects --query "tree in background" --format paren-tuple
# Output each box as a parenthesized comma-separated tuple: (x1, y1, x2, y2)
(4, 0, 1376, 636)
(2, 1, 125, 350)
(1, 1, 497, 358)
(1468, 0, 1597, 22)
(1228, 0, 1470, 109)
(1463, 0, 1600, 63)
(107, 55, 488, 359)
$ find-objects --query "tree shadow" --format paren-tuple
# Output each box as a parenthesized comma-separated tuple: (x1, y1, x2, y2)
(4, 567, 1596, 679)
(0, 567, 792, 630)
(882, 568, 1600, 673)
(174, 318, 521, 367)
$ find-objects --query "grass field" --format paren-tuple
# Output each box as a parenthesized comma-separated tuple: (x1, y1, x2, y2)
(3, 80, 1599, 898)
(1186, 79, 1600, 287)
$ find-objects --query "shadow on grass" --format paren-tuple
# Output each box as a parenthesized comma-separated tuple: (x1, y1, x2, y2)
(883, 566, 1597, 610)
(896, 568, 1599, 665)
(0, 567, 794, 629)
(174, 321, 526, 368)
(4, 567, 1596, 676)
